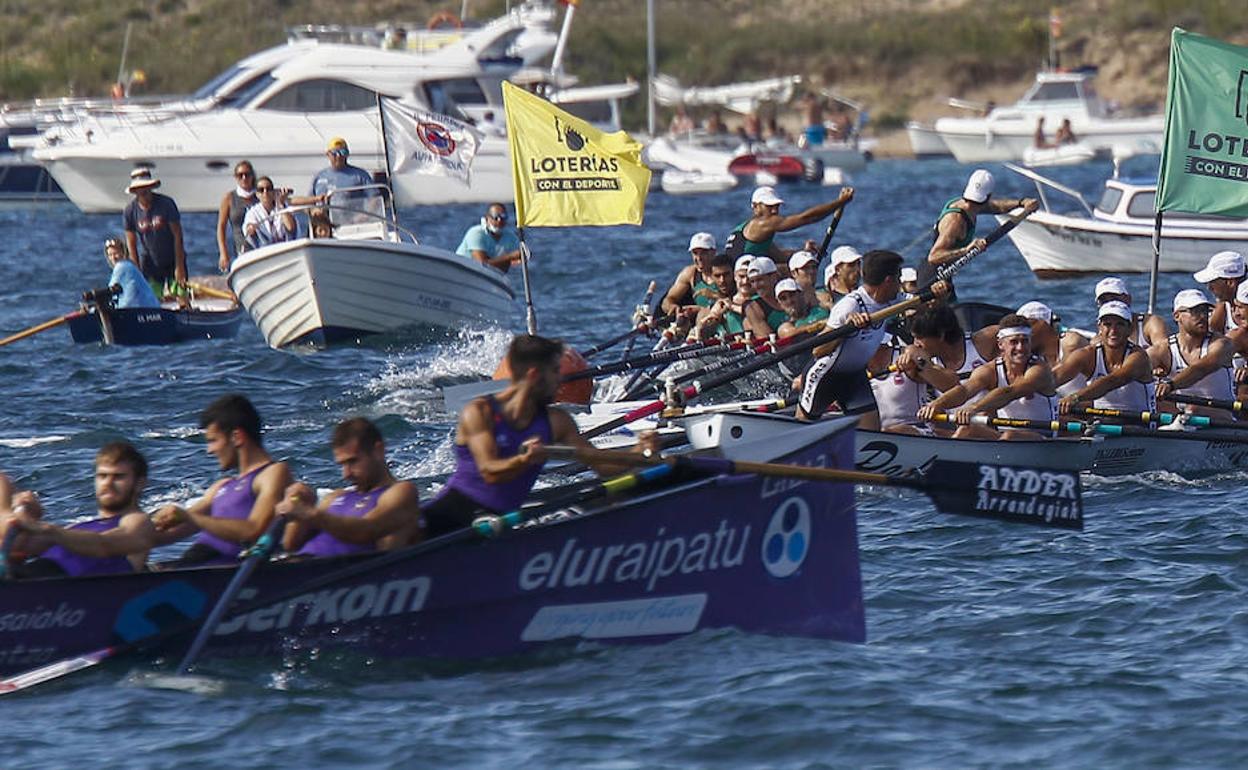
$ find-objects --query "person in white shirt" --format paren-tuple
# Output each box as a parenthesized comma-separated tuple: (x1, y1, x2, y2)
(242, 177, 297, 250)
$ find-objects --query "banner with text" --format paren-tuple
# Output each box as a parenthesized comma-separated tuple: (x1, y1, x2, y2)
(1157, 28, 1248, 217)
(502, 81, 651, 227)
(381, 98, 483, 185)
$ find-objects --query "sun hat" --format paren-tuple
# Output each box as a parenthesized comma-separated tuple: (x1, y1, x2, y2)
(830, 245, 862, 267)
(788, 250, 818, 271)
(746, 256, 778, 277)
(775, 278, 802, 296)
(1094, 276, 1129, 301)
(900, 267, 918, 283)
(734, 255, 754, 273)
(125, 168, 160, 194)
(688, 232, 716, 252)
(326, 136, 350, 153)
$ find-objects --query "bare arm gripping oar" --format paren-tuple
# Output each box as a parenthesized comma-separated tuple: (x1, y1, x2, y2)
(545, 445, 1083, 530)
(923, 200, 1040, 289)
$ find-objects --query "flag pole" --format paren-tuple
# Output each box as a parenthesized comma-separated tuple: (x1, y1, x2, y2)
(518, 227, 538, 334)
(375, 93, 399, 227)
(1148, 211, 1162, 315)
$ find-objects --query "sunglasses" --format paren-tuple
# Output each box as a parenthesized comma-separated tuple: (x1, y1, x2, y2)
(256, 185, 273, 192)
(328, 149, 349, 157)
(236, 170, 254, 178)
(487, 214, 507, 222)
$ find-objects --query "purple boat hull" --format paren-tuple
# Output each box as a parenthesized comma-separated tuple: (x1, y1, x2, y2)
(0, 425, 862, 674)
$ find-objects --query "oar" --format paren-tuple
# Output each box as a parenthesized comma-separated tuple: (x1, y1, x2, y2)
(545, 444, 1084, 530)
(188, 282, 237, 302)
(813, 204, 846, 262)
(1087, 422, 1248, 444)
(932, 413, 1087, 434)
(1167, 393, 1248, 415)
(620, 281, 660, 360)
(0, 311, 85, 348)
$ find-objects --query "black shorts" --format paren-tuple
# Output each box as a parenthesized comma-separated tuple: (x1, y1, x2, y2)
(800, 357, 877, 417)
(420, 487, 494, 538)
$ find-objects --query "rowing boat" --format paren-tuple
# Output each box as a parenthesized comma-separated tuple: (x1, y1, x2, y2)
(0, 416, 864, 678)
(66, 298, 243, 346)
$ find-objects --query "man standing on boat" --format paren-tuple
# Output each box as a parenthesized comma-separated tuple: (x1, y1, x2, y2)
(797, 250, 949, 429)
(293, 137, 377, 215)
(1055, 301, 1156, 414)
(152, 394, 292, 566)
(419, 335, 658, 539)
(1153, 289, 1237, 420)
(660, 232, 719, 316)
(123, 169, 188, 300)
(2, 442, 157, 578)
(455, 202, 522, 273)
(278, 417, 420, 557)
(724, 185, 853, 260)
(1192, 250, 1246, 334)
(922, 169, 1034, 294)
(918, 313, 1059, 440)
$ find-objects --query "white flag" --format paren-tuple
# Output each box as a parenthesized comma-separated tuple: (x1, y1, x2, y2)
(380, 98, 484, 184)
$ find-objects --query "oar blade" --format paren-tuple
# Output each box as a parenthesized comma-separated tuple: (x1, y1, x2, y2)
(0, 647, 115, 694)
(922, 459, 1083, 530)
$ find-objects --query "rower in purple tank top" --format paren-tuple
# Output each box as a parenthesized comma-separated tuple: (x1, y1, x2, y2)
(280, 417, 420, 557)
(153, 394, 292, 567)
(420, 334, 661, 539)
(4, 442, 156, 579)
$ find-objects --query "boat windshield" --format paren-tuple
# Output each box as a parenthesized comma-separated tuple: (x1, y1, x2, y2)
(1024, 80, 1082, 104)
(1125, 191, 1156, 218)
(1095, 186, 1123, 215)
(191, 65, 245, 100)
(226, 74, 277, 109)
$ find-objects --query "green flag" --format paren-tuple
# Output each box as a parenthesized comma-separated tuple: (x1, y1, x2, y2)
(1157, 28, 1248, 216)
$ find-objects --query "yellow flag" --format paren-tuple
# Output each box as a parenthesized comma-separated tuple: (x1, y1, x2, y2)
(502, 81, 651, 227)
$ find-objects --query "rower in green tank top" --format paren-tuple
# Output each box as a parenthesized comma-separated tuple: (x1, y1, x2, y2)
(724, 184, 854, 260)
(660, 231, 721, 317)
(742, 256, 791, 338)
(920, 169, 1035, 293)
(775, 278, 830, 337)
(688, 254, 743, 341)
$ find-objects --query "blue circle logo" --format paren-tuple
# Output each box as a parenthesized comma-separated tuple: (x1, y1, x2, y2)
(761, 497, 811, 578)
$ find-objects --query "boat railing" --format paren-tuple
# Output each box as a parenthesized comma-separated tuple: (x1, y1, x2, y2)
(1003, 162, 1093, 216)
(247, 186, 420, 248)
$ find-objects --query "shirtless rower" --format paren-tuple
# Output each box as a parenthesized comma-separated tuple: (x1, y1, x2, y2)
(419, 335, 658, 538)
(660, 232, 719, 317)
(724, 185, 853, 260)
(278, 417, 420, 557)
(918, 313, 1059, 440)
(921, 169, 1035, 294)
(1093, 276, 1168, 365)
(1055, 301, 1156, 414)
(797, 250, 950, 429)
(818, 245, 862, 309)
(743, 256, 789, 338)
(2, 442, 156, 578)
(1153, 289, 1237, 421)
(152, 394, 293, 566)
(1192, 250, 1246, 334)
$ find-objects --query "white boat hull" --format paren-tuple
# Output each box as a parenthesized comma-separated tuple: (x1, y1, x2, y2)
(905, 122, 951, 158)
(1021, 143, 1097, 168)
(228, 237, 515, 348)
(659, 168, 738, 195)
(999, 211, 1248, 277)
(935, 117, 1163, 164)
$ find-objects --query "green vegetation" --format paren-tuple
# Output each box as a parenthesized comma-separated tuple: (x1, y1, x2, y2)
(0, 0, 1244, 131)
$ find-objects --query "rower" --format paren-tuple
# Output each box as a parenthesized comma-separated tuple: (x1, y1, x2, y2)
(743, 256, 789, 338)
(774, 278, 830, 337)
(1153, 289, 1236, 421)
(689, 254, 741, 341)
(818, 245, 862, 309)
(3, 442, 156, 578)
(151, 394, 293, 566)
(278, 418, 420, 557)
(900, 267, 919, 295)
(420, 335, 659, 538)
(660, 232, 719, 316)
(1093, 276, 1168, 365)
(908, 304, 995, 409)
(787, 249, 821, 307)
(870, 339, 959, 435)
(1192, 250, 1246, 334)
(918, 313, 1058, 440)
(1014, 300, 1088, 397)
(1227, 282, 1248, 400)
(724, 185, 854, 260)
(797, 250, 950, 429)
(921, 169, 1034, 295)
(1055, 301, 1155, 414)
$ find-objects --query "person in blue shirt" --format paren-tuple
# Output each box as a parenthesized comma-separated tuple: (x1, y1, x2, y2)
(293, 137, 377, 211)
(455, 203, 522, 272)
(104, 237, 161, 309)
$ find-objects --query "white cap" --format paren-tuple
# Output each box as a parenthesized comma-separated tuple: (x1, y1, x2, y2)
(1016, 300, 1053, 323)
(688, 232, 716, 252)
(775, 278, 802, 296)
(900, 267, 918, 283)
(734, 255, 754, 273)
(963, 169, 994, 203)
(788, 250, 817, 271)
(1097, 300, 1132, 322)
(751, 185, 784, 206)
(747, 256, 778, 277)
(1094, 276, 1129, 300)
(830, 245, 862, 267)
(1173, 288, 1213, 313)
(1238, 281, 1248, 305)
(1193, 250, 1246, 283)
(823, 262, 837, 287)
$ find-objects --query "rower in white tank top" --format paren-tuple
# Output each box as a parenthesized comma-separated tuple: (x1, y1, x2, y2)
(933, 333, 987, 406)
(1166, 333, 1235, 401)
(1090, 342, 1156, 412)
(870, 342, 931, 431)
(995, 355, 1058, 421)
(1055, 336, 1088, 398)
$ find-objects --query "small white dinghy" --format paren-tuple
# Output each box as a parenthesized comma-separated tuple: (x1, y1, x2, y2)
(1022, 142, 1097, 168)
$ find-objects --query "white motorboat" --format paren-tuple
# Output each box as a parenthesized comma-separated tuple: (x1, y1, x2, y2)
(999, 163, 1248, 277)
(905, 121, 952, 158)
(30, 4, 569, 213)
(933, 68, 1163, 163)
(1021, 142, 1097, 168)
(227, 188, 515, 349)
(659, 168, 738, 195)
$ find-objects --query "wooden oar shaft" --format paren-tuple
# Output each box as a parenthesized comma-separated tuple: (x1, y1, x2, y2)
(811, 293, 929, 358)
(188, 282, 237, 302)
(0, 311, 82, 347)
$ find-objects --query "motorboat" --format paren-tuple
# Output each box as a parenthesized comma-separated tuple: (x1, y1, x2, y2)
(933, 68, 1163, 163)
(29, 3, 572, 213)
(905, 121, 952, 158)
(227, 187, 516, 349)
(999, 163, 1248, 277)
(1021, 142, 1097, 168)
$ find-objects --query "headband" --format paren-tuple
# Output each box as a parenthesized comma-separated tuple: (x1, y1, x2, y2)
(996, 326, 1031, 340)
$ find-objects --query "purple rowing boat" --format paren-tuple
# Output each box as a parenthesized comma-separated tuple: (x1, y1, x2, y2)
(0, 418, 863, 676)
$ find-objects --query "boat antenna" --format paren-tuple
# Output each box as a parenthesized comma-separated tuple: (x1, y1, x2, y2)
(646, 0, 657, 136)
(549, 0, 577, 79)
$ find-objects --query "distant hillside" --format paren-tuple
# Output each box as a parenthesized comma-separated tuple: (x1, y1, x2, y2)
(2, 0, 1245, 138)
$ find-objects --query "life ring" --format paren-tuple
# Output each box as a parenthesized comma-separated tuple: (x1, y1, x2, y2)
(427, 11, 462, 30)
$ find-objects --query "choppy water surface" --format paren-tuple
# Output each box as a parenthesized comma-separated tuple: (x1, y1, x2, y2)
(1, 158, 1245, 768)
